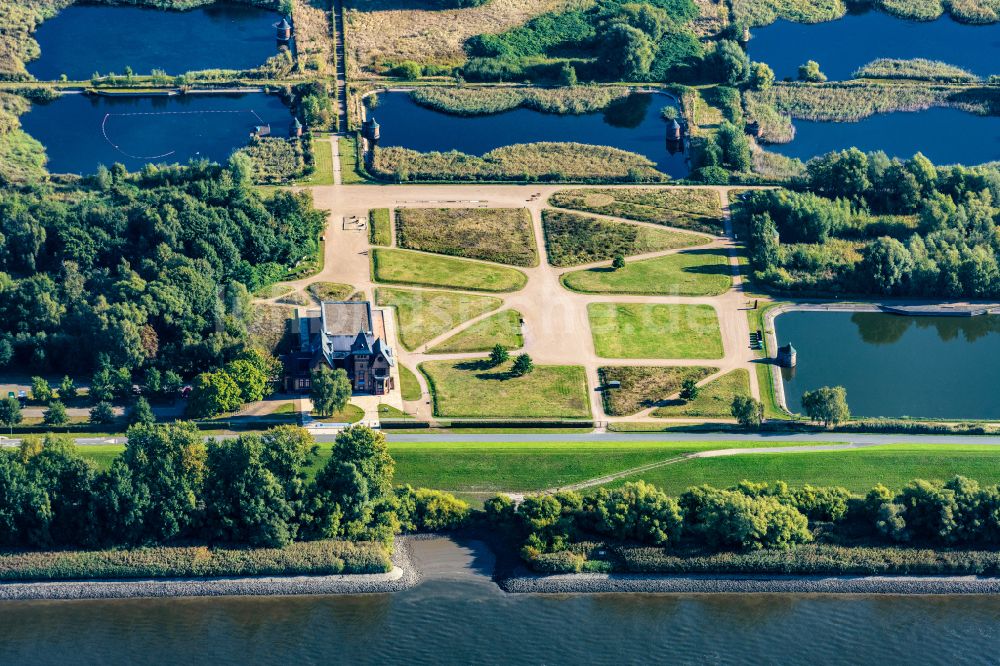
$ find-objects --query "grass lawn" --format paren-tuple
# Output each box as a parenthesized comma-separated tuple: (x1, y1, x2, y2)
(588, 303, 724, 359)
(398, 364, 422, 401)
(610, 445, 1000, 495)
(311, 404, 365, 423)
(339, 135, 367, 184)
(307, 281, 355, 301)
(370, 208, 392, 246)
(548, 188, 724, 234)
(599, 366, 716, 416)
(543, 209, 707, 267)
(378, 404, 413, 419)
(562, 248, 731, 296)
(376, 287, 501, 350)
(371, 248, 527, 292)
(653, 369, 751, 418)
(428, 310, 523, 353)
(253, 284, 294, 299)
(420, 359, 591, 419)
(396, 207, 537, 267)
(298, 138, 334, 186)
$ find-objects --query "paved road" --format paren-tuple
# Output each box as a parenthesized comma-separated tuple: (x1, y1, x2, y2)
(35, 431, 1000, 447)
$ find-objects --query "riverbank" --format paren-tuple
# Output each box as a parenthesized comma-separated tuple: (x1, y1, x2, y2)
(501, 570, 1000, 594)
(0, 539, 419, 602)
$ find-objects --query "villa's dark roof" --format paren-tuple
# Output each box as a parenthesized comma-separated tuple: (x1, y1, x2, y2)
(351, 330, 374, 355)
(322, 301, 371, 337)
(277, 18, 292, 29)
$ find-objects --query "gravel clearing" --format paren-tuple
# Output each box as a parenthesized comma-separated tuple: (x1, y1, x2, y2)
(0, 540, 420, 602)
(501, 572, 1000, 594)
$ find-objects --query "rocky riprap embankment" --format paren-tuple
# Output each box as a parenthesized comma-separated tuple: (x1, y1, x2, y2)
(501, 572, 1000, 595)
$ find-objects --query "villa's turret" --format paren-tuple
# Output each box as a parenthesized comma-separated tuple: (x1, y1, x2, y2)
(275, 17, 293, 43)
(362, 116, 380, 142)
(777, 342, 797, 368)
(667, 118, 681, 142)
(290, 116, 303, 138)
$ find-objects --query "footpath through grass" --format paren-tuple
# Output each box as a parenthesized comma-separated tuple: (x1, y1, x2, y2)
(588, 303, 724, 359)
(376, 287, 501, 350)
(548, 187, 724, 234)
(372, 248, 528, 292)
(429, 309, 524, 353)
(653, 369, 751, 418)
(611, 444, 1000, 495)
(562, 248, 731, 296)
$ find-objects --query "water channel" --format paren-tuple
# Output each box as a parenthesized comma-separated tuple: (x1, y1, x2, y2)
(368, 91, 689, 178)
(1, 538, 998, 665)
(748, 9, 1000, 81)
(28, 3, 284, 81)
(777, 310, 1000, 419)
(20, 92, 293, 175)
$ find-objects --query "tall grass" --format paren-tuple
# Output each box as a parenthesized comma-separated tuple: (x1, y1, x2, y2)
(0, 540, 391, 581)
(371, 143, 666, 183)
(854, 58, 979, 83)
(409, 86, 630, 116)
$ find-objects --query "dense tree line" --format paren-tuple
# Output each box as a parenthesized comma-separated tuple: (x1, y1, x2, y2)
(738, 151, 1000, 297)
(0, 162, 325, 378)
(487, 474, 1000, 572)
(0, 424, 468, 550)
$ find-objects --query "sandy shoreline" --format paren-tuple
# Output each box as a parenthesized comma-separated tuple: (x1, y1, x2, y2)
(501, 571, 1000, 595)
(0, 539, 420, 602)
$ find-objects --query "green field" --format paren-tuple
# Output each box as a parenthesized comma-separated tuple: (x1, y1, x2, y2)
(542, 209, 706, 267)
(420, 360, 591, 419)
(370, 208, 392, 246)
(611, 444, 1000, 494)
(376, 287, 501, 350)
(339, 135, 367, 184)
(562, 249, 731, 296)
(396, 365, 422, 401)
(371, 249, 528, 292)
(429, 310, 524, 353)
(548, 188, 725, 234)
(599, 366, 716, 416)
(588, 303, 724, 359)
(653, 369, 751, 418)
(396, 207, 538, 267)
(298, 138, 334, 186)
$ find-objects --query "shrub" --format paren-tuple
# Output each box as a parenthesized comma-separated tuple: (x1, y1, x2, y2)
(531, 550, 585, 573)
(395, 486, 471, 532)
(587, 481, 684, 546)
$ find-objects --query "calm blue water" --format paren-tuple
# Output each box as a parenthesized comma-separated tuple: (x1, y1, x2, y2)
(28, 4, 284, 80)
(748, 9, 1000, 80)
(20, 93, 293, 175)
(370, 92, 688, 178)
(778, 311, 1000, 419)
(769, 106, 1000, 164)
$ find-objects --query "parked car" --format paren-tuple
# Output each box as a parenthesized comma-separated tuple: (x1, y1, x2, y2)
(17, 390, 27, 405)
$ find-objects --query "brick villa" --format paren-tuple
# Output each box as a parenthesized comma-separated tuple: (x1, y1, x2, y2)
(284, 301, 396, 395)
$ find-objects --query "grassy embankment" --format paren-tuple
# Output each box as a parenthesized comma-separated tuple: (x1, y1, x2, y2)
(0, 540, 390, 582)
(375, 287, 501, 350)
(587, 303, 724, 359)
(419, 359, 591, 419)
(853, 58, 980, 83)
(371, 143, 666, 184)
(408, 86, 631, 116)
(562, 248, 732, 295)
(599, 366, 716, 416)
(369, 208, 392, 246)
(371, 248, 528, 292)
(396, 207, 538, 266)
(428, 310, 524, 353)
(0, 92, 47, 183)
(548, 188, 725, 234)
(542, 209, 707, 267)
(74, 440, 1000, 499)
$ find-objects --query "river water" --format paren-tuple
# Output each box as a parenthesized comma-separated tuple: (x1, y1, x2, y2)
(28, 3, 283, 81)
(748, 9, 1000, 81)
(777, 311, 1000, 419)
(1, 538, 998, 665)
(369, 91, 689, 178)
